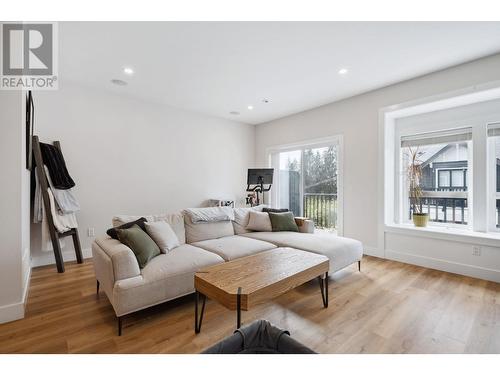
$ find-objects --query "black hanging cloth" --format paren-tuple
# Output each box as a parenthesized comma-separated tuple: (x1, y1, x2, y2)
(38, 142, 76, 189)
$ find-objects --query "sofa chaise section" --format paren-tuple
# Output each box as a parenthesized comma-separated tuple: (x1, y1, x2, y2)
(240, 231, 363, 273)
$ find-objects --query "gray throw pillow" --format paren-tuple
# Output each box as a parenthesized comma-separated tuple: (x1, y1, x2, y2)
(268, 212, 299, 232)
(116, 224, 161, 268)
(145, 221, 180, 253)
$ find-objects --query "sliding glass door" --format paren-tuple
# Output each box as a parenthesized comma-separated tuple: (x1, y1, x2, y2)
(270, 137, 342, 234)
(277, 150, 302, 216)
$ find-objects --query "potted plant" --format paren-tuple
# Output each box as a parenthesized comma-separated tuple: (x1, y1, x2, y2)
(406, 147, 429, 227)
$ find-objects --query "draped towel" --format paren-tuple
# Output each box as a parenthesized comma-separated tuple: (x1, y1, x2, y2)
(39, 143, 75, 189)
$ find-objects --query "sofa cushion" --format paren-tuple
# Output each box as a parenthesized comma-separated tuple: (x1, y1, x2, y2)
(112, 244, 224, 316)
(240, 232, 363, 273)
(246, 211, 272, 232)
(112, 212, 186, 245)
(232, 205, 265, 234)
(268, 212, 299, 232)
(184, 207, 234, 223)
(115, 225, 161, 268)
(107, 217, 148, 240)
(184, 215, 234, 243)
(262, 208, 289, 213)
(145, 221, 180, 253)
(192, 235, 277, 261)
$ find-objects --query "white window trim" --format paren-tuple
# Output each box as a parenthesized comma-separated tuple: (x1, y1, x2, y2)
(487, 135, 500, 232)
(378, 80, 500, 253)
(398, 139, 472, 230)
(266, 135, 344, 236)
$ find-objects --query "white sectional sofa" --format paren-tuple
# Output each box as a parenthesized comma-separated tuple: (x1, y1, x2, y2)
(91, 207, 363, 335)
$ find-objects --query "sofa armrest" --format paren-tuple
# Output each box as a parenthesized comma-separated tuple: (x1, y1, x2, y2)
(93, 236, 141, 282)
(294, 217, 315, 233)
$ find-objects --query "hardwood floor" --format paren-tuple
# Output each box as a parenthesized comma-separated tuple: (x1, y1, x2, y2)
(1, 255, 500, 353)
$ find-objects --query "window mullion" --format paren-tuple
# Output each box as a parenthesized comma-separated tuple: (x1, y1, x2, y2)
(472, 126, 487, 232)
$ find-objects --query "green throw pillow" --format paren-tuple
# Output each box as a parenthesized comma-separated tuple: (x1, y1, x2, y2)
(268, 212, 299, 232)
(116, 224, 161, 268)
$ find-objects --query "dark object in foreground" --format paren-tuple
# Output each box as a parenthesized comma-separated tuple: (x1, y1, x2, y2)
(201, 320, 316, 354)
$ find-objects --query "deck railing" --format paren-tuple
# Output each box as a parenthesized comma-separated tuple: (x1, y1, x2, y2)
(303, 193, 337, 229)
(410, 191, 468, 224)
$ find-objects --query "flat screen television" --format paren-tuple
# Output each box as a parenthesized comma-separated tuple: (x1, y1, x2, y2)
(247, 168, 274, 185)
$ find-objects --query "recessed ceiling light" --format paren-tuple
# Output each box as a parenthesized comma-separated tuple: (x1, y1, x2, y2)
(247, 105, 254, 110)
(123, 67, 134, 75)
(338, 68, 348, 75)
(229, 111, 240, 115)
(111, 79, 128, 86)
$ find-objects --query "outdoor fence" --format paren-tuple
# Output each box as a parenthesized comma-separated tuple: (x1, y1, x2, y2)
(303, 193, 337, 229)
(409, 191, 468, 225)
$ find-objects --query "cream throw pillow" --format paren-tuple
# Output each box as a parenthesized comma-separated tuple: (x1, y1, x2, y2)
(246, 211, 272, 232)
(145, 221, 180, 253)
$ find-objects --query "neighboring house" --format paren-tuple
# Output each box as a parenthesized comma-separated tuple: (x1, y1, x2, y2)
(419, 143, 468, 192)
(419, 143, 500, 192)
(412, 143, 500, 225)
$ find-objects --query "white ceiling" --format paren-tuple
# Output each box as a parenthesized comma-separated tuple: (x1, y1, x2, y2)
(59, 22, 500, 125)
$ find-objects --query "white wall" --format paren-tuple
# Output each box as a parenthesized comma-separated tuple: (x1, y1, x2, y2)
(0, 91, 31, 323)
(255, 53, 500, 281)
(31, 82, 255, 265)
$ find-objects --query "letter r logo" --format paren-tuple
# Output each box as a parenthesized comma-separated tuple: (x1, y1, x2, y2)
(2, 23, 53, 76)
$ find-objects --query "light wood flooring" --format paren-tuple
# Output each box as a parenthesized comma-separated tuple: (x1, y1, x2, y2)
(1, 255, 500, 353)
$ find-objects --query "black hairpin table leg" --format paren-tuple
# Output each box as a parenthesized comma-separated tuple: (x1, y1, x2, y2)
(195, 290, 206, 334)
(236, 287, 242, 329)
(319, 272, 329, 308)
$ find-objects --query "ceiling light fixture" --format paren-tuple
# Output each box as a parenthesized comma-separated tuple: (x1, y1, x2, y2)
(123, 67, 134, 75)
(111, 79, 128, 86)
(247, 105, 254, 110)
(338, 68, 348, 75)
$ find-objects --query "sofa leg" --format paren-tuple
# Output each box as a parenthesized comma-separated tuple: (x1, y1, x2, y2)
(96, 280, 100, 296)
(118, 316, 123, 336)
(358, 260, 361, 272)
(318, 273, 328, 308)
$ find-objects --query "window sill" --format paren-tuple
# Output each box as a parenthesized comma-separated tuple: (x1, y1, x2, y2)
(385, 223, 500, 247)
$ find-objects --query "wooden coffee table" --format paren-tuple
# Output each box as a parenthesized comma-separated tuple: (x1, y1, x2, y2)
(194, 247, 329, 333)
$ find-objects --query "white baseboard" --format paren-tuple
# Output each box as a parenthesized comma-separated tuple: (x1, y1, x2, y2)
(385, 249, 500, 283)
(363, 246, 384, 258)
(0, 266, 31, 324)
(31, 247, 92, 268)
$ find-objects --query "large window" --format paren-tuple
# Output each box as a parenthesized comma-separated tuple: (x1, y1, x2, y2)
(400, 130, 471, 227)
(384, 96, 500, 235)
(269, 137, 342, 233)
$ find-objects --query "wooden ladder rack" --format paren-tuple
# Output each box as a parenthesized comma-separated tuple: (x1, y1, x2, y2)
(32, 135, 83, 273)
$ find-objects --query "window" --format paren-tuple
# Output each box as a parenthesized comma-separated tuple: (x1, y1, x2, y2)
(437, 169, 467, 189)
(451, 170, 465, 188)
(269, 137, 342, 234)
(438, 170, 451, 188)
(400, 128, 471, 227)
(383, 91, 500, 237)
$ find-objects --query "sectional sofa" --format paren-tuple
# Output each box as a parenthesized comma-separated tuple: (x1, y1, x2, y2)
(91, 206, 363, 335)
